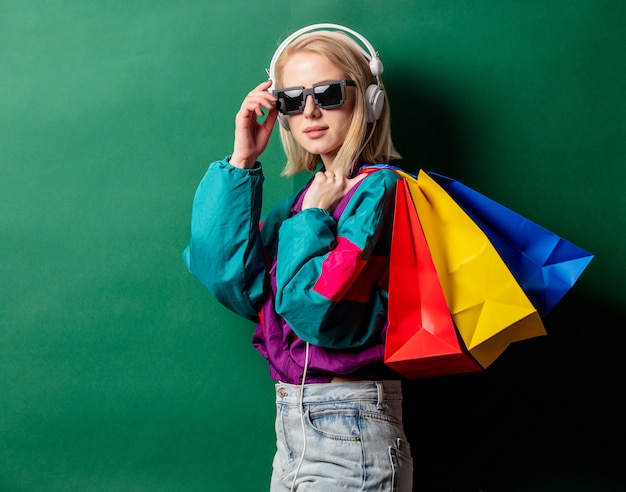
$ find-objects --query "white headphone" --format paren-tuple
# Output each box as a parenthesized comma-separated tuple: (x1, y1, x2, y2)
(267, 23, 385, 131)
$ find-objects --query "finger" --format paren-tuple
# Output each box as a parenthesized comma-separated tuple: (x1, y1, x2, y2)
(327, 171, 348, 187)
(249, 82, 277, 101)
(249, 96, 278, 116)
(254, 79, 274, 92)
(236, 101, 274, 126)
(262, 106, 279, 130)
(242, 93, 276, 112)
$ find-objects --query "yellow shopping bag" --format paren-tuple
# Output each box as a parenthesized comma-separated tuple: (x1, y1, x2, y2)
(406, 171, 547, 368)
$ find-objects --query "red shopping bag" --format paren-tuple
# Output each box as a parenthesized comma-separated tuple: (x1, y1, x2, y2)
(384, 179, 483, 379)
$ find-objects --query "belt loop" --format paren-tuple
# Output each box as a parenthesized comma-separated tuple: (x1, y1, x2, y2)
(376, 381, 383, 410)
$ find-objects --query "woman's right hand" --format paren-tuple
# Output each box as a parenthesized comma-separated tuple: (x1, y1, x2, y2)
(230, 80, 279, 169)
(301, 171, 367, 212)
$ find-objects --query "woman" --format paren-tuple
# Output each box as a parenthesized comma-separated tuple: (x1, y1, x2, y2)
(183, 24, 413, 491)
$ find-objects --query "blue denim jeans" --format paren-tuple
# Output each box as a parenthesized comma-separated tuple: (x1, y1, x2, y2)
(270, 380, 413, 491)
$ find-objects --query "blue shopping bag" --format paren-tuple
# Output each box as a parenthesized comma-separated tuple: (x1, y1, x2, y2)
(428, 173, 594, 314)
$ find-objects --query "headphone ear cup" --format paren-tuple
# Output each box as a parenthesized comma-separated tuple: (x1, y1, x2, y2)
(278, 113, 290, 131)
(365, 84, 384, 123)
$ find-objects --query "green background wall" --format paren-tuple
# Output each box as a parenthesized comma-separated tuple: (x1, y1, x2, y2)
(1, 1, 624, 490)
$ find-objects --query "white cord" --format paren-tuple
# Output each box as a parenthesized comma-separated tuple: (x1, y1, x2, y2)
(287, 126, 374, 491)
(290, 341, 310, 492)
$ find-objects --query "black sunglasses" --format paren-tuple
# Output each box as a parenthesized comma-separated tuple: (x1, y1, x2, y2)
(273, 79, 356, 115)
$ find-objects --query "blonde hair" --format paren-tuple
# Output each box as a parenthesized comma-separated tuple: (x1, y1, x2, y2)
(273, 30, 400, 177)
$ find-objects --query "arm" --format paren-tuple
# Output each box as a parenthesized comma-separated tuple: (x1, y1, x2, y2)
(182, 80, 279, 319)
(182, 158, 266, 321)
(274, 170, 401, 348)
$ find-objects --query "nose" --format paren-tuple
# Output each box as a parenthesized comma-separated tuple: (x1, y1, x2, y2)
(302, 94, 320, 118)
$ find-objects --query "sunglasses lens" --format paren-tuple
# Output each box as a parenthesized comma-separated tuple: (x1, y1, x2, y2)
(277, 88, 305, 114)
(314, 82, 344, 109)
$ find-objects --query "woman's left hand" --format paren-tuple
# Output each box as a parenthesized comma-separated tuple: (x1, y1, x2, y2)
(301, 171, 367, 212)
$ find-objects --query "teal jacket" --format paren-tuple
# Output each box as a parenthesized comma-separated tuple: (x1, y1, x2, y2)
(183, 158, 401, 383)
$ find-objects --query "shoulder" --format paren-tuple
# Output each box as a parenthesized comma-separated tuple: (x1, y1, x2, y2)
(363, 168, 403, 185)
(335, 167, 402, 221)
(355, 167, 403, 198)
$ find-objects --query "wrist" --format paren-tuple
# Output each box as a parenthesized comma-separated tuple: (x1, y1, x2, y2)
(229, 152, 256, 169)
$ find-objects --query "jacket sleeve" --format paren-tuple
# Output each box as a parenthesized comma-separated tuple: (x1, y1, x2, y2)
(182, 158, 266, 321)
(274, 169, 400, 348)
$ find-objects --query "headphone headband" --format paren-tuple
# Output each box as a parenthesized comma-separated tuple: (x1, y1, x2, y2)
(267, 23, 383, 89)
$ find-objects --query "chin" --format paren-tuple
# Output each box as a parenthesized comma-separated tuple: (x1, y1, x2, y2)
(300, 141, 340, 159)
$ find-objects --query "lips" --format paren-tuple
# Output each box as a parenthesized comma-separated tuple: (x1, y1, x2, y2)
(303, 126, 328, 139)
